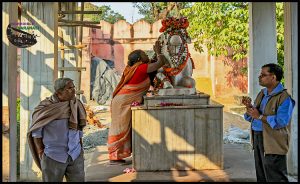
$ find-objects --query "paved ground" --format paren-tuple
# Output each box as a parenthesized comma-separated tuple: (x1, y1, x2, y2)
(85, 144, 257, 182)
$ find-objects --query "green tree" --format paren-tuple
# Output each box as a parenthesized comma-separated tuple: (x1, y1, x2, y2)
(182, 2, 249, 92)
(276, 3, 284, 74)
(83, 2, 125, 24)
(181, 2, 249, 61)
(181, 2, 285, 91)
(133, 2, 192, 23)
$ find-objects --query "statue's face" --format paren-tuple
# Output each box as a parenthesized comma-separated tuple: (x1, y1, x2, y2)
(158, 29, 191, 68)
(169, 35, 182, 56)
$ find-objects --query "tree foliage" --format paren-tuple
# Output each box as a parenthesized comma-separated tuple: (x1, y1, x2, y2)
(182, 3, 249, 92)
(181, 2, 249, 61)
(180, 2, 285, 90)
(133, 2, 192, 23)
(276, 3, 284, 71)
(83, 2, 125, 24)
(134, 2, 284, 71)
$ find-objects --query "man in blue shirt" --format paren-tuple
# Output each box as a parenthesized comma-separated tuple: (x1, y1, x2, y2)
(27, 78, 87, 182)
(242, 63, 295, 182)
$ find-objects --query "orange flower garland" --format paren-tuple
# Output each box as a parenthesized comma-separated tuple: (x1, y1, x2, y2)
(159, 17, 189, 33)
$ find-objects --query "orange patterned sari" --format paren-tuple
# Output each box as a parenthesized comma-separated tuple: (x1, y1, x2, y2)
(108, 63, 150, 160)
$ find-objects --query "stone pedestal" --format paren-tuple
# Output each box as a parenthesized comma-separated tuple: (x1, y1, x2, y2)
(157, 88, 196, 96)
(144, 91, 210, 107)
(131, 92, 224, 171)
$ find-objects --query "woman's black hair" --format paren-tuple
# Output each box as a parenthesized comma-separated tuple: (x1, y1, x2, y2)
(128, 50, 143, 66)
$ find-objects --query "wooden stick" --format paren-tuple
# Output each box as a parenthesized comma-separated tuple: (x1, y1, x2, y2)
(58, 19, 99, 24)
(53, 2, 59, 81)
(58, 23, 101, 29)
(58, 67, 86, 71)
(58, 10, 102, 14)
(59, 29, 65, 77)
(77, 2, 84, 99)
(59, 45, 87, 50)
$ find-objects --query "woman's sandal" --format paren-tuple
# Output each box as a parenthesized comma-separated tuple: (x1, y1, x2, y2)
(108, 160, 128, 165)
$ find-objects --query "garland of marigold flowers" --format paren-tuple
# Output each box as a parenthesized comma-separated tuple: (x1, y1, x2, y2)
(159, 17, 189, 33)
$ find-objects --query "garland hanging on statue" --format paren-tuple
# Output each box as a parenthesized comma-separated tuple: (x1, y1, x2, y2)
(159, 17, 194, 76)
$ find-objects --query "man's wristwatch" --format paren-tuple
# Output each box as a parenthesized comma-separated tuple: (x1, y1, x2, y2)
(258, 114, 263, 120)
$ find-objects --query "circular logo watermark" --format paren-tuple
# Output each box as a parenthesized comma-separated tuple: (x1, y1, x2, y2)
(6, 22, 40, 48)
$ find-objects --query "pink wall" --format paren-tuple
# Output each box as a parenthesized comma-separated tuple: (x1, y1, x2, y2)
(82, 19, 248, 100)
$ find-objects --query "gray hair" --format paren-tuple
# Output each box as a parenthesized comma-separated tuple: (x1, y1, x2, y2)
(54, 77, 74, 92)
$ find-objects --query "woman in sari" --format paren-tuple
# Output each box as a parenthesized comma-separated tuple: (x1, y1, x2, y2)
(108, 41, 166, 165)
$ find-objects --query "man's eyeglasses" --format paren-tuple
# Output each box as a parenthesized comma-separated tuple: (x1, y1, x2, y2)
(259, 73, 273, 78)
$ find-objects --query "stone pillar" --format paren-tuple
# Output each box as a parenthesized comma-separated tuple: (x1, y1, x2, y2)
(19, 3, 57, 181)
(248, 3, 277, 100)
(284, 2, 298, 176)
(2, 2, 18, 182)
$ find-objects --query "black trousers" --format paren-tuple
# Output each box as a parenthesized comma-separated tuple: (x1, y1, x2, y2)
(253, 131, 289, 182)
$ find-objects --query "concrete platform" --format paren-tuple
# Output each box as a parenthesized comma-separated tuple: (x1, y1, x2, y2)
(85, 144, 257, 182)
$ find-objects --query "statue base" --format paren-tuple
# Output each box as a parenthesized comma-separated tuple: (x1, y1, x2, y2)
(157, 87, 196, 96)
(144, 91, 210, 107)
(132, 91, 224, 171)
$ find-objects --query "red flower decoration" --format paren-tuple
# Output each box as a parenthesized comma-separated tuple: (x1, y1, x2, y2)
(159, 17, 189, 33)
